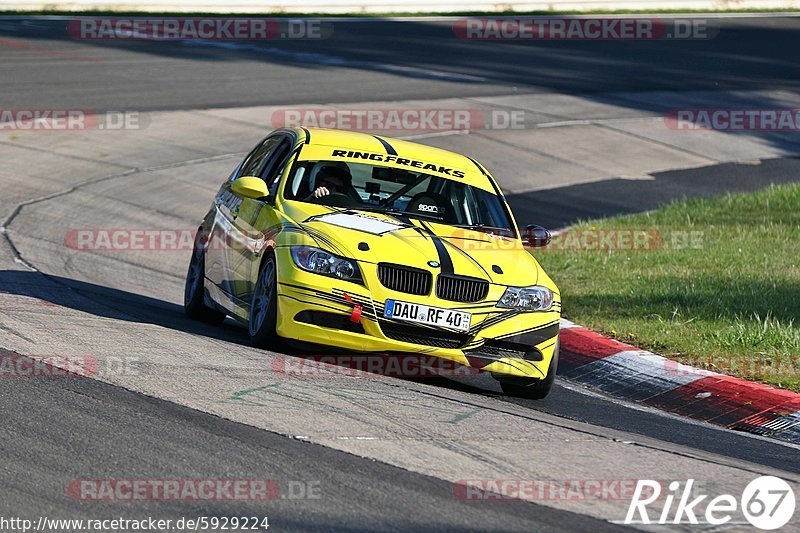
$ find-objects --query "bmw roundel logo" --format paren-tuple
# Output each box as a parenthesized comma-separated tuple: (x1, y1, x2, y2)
(428, 260, 440, 268)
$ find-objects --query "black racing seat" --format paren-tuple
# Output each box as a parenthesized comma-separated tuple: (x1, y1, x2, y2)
(404, 192, 454, 223)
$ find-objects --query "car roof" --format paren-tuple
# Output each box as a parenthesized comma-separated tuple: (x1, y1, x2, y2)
(286, 127, 496, 191)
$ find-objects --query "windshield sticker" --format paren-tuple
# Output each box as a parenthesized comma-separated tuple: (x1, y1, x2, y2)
(330, 149, 466, 178)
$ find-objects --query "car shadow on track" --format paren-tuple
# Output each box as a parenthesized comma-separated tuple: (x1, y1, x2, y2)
(0, 269, 254, 346)
(4, 269, 798, 473)
(0, 268, 496, 395)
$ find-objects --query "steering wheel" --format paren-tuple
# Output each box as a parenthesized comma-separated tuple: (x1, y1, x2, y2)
(308, 192, 358, 208)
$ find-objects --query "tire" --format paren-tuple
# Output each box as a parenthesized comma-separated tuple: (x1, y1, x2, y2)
(248, 253, 281, 348)
(184, 231, 227, 324)
(498, 340, 559, 400)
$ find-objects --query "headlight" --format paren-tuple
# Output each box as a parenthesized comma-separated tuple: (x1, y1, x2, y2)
(498, 285, 554, 311)
(290, 246, 362, 284)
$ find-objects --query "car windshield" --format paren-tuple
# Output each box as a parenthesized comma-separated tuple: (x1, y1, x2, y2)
(284, 160, 516, 236)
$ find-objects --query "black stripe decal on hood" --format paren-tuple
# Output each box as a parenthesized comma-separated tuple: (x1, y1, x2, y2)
(414, 215, 491, 280)
(373, 135, 398, 156)
(418, 219, 492, 280)
(420, 221, 454, 274)
(397, 216, 429, 240)
(441, 236, 492, 279)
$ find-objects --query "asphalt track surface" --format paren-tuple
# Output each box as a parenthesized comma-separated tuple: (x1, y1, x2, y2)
(1, 16, 800, 110)
(1, 15, 799, 532)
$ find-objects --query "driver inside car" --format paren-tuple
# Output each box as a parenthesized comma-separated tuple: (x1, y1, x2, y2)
(305, 165, 352, 200)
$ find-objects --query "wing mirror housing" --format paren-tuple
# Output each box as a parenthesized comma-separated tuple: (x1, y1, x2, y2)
(523, 224, 551, 248)
(231, 176, 269, 200)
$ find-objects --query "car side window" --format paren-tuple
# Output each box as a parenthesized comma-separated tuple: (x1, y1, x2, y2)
(261, 140, 293, 198)
(236, 136, 282, 180)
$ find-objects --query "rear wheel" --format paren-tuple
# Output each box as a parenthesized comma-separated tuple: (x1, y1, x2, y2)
(184, 231, 226, 324)
(249, 254, 280, 348)
(498, 341, 559, 400)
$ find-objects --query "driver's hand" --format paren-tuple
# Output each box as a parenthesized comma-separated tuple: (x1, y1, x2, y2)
(312, 186, 330, 198)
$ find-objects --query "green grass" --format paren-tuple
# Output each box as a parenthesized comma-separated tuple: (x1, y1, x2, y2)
(536, 183, 800, 391)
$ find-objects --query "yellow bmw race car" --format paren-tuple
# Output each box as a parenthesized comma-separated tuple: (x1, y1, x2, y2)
(184, 127, 561, 398)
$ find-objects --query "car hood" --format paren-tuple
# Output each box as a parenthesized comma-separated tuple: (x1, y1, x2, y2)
(282, 202, 541, 286)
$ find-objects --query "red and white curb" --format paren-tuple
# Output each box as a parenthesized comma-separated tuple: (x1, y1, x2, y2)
(558, 319, 800, 443)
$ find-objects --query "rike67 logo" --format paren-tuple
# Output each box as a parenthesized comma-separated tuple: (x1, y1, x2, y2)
(625, 476, 796, 530)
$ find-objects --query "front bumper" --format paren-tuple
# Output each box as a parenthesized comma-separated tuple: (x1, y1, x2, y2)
(274, 249, 560, 379)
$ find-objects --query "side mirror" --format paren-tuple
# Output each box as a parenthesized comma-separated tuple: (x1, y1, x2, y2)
(231, 176, 269, 200)
(523, 224, 551, 248)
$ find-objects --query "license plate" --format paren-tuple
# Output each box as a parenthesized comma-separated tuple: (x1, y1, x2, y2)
(384, 299, 471, 333)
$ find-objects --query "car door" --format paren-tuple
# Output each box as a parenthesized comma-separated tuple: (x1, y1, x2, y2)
(227, 136, 295, 311)
(206, 134, 285, 314)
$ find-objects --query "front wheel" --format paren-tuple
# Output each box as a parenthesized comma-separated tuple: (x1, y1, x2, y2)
(498, 340, 559, 400)
(249, 254, 281, 348)
(184, 232, 226, 324)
